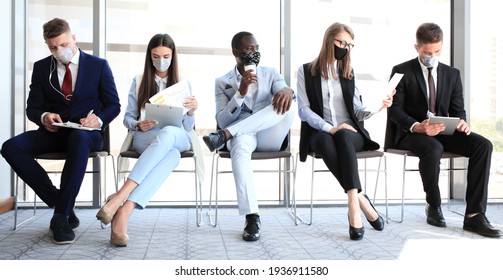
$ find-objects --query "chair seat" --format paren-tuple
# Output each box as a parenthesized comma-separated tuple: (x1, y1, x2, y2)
(217, 150, 292, 160)
(310, 150, 384, 160)
(35, 151, 109, 160)
(119, 150, 194, 159)
(386, 148, 462, 159)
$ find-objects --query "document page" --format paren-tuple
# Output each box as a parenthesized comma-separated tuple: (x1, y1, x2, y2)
(368, 73, 403, 113)
(52, 121, 101, 131)
(149, 80, 191, 114)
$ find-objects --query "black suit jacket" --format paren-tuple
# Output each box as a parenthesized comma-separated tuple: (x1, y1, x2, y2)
(385, 58, 466, 149)
(299, 63, 379, 162)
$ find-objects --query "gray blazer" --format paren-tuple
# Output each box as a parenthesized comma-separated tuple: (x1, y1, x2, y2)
(214, 66, 288, 129)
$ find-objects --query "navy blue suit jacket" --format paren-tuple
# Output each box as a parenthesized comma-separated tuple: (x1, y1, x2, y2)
(27, 50, 120, 128)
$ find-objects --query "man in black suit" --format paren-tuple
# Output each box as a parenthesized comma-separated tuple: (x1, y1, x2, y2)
(387, 22, 501, 237)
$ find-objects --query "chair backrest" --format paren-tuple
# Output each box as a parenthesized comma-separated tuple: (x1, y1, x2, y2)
(102, 126, 111, 154)
(384, 114, 397, 151)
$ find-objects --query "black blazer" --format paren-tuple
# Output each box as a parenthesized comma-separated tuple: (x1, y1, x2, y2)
(385, 58, 466, 149)
(299, 63, 379, 162)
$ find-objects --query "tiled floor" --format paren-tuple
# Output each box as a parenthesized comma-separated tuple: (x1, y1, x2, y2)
(1, 203, 502, 261)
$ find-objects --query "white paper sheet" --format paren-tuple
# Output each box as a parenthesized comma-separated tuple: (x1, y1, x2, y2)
(149, 80, 191, 114)
(52, 121, 101, 131)
(368, 73, 403, 113)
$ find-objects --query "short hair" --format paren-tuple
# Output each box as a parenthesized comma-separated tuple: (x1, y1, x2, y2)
(231, 31, 254, 50)
(43, 18, 71, 40)
(416, 22, 443, 46)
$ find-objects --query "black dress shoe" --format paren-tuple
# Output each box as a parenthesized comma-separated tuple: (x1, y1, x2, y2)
(362, 194, 384, 231)
(49, 214, 75, 245)
(68, 209, 80, 230)
(203, 130, 227, 152)
(242, 214, 261, 242)
(425, 204, 446, 227)
(463, 213, 502, 238)
(349, 225, 365, 240)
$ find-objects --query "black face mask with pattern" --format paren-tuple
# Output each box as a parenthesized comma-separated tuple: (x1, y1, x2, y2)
(334, 45, 348, 60)
(240, 51, 261, 66)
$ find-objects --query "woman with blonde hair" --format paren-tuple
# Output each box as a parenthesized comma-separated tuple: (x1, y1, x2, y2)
(297, 22, 393, 240)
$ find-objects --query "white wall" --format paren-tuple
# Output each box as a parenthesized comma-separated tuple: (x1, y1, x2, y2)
(0, 1, 13, 200)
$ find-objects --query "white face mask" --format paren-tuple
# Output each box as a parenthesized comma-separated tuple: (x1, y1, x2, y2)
(420, 55, 438, 68)
(152, 57, 171, 72)
(53, 46, 74, 64)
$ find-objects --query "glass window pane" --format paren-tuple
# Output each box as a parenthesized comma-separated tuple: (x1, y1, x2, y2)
(470, 0, 503, 199)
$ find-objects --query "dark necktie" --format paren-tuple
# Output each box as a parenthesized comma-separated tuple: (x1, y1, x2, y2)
(427, 67, 435, 114)
(62, 63, 72, 102)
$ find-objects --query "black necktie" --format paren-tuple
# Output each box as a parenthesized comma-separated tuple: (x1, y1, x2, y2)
(427, 67, 435, 114)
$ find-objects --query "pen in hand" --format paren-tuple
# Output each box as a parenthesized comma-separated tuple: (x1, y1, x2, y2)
(80, 109, 94, 127)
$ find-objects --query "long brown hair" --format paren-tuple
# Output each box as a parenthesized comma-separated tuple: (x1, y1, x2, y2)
(309, 22, 354, 80)
(137, 33, 179, 111)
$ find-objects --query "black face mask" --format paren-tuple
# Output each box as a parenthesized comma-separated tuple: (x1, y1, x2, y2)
(334, 45, 348, 60)
(240, 51, 261, 66)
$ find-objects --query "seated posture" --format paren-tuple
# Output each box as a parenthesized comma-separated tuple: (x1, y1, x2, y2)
(387, 22, 501, 237)
(96, 33, 199, 246)
(297, 22, 392, 240)
(1, 18, 120, 244)
(203, 31, 295, 241)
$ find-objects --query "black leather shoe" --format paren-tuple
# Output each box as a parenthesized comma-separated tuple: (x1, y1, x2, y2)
(68, 209, 80, 230)
(49, 215, 75, 245)
(425, 204, 446, 227)
(242, 214, 261, 242)
(349, 225, 365, 240)
(363, 194, 384, 231)
(203, 130, 227, 152)
(463, 213, 502, 238)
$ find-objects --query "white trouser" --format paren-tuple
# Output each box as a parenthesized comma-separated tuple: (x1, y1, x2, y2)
(226, 105, 295, 215)
(128, 126, 191, 208)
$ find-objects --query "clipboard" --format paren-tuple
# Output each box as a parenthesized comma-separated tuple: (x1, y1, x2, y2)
(144, 103, 184, 128)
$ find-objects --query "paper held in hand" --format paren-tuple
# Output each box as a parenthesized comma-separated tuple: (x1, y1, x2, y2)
(52, 121, 101, 131)
(149, 80, 191, 114)
(368, 73, 404, 113)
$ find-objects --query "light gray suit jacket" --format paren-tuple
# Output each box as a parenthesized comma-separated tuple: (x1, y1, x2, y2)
(214, 66, 287, 129)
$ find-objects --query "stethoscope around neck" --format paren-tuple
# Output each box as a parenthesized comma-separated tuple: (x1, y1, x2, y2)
(49, 57, 73, 101)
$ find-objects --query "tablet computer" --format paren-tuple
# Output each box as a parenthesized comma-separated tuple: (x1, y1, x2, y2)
(428, 116, 460, 135)
(144, 103, 184, 128)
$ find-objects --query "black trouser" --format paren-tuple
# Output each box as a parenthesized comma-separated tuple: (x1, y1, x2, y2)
(398, 131, 492, 215)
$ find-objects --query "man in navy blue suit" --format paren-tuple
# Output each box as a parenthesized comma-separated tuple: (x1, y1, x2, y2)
(1, 18, 120, 244)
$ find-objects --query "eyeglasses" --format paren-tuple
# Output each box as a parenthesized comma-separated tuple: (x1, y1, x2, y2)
(334, 39, 354, 50)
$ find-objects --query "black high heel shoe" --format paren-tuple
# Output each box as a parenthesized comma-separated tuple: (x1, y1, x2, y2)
(348, 216, 364, 240)
(363, 194, 385, 231)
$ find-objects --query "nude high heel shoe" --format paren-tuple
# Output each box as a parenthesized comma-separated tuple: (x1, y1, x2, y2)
(110, 231, 129, 247)
(96, 194, 117, 225)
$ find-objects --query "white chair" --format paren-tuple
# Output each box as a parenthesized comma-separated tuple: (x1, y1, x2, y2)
(13, 128, 115, 230)
(384, 119, 467, 223)
(207, 134, 295, 226)
(291, 150, 387, 225)
(115, 131, 203, 226)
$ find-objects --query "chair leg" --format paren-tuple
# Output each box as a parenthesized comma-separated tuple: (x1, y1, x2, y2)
(286, 153, 302, 225)
(386, 155, 406, 223)
(194, 155, 203, 227)
(207, 153, 218, 227)
(13, 176, 37, 230)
